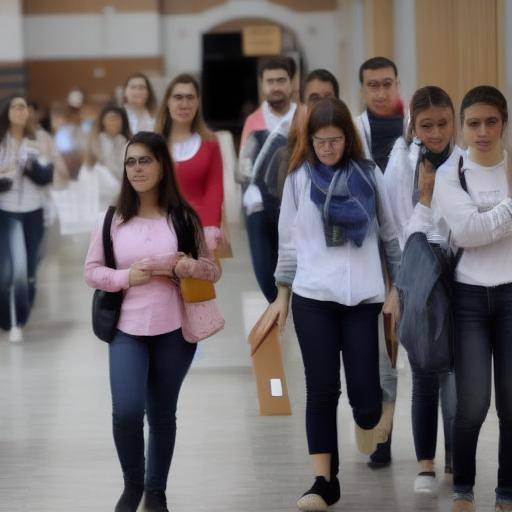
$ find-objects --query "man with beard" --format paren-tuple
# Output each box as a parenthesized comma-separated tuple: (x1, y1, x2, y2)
(238, 57, 297, 303)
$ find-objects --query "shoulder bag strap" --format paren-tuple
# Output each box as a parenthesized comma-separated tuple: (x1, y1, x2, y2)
(452, 155, 468, 268)
(102, 206, 117, 269)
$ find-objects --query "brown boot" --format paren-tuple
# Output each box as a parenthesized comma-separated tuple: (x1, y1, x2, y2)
(452, 500, 475, 512)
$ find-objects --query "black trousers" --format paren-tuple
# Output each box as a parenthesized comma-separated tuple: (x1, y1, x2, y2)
(292, 293, 383, 478)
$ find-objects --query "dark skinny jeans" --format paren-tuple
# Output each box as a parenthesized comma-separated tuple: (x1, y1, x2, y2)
(245, 210, 278, 303)
(292, 293, 383, 478)
(109, 329, 196, 491)
(409, 357, 456, 463)
(452, 282, 512, 504)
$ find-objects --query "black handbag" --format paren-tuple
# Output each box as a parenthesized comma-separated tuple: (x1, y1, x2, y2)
(92, 206, 123, 343)
(23, 158, 54, 186)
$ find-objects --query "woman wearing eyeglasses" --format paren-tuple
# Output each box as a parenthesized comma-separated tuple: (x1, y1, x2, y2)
(269, 97, 401, 511)
(84, 132, 220, 512)
(156, 74, 223, 250)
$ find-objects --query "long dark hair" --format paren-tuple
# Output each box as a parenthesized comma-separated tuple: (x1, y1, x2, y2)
(155, 73, 214, 141)
(406, 86, 455, 143)
(289, 97, 364, 172)
(116, 131, 204, 258)
(0, 95, 35, 144)
(98, 104, 132, 140)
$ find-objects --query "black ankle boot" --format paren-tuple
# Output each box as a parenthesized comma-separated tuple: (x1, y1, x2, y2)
(367, 431, 392, 468)
(143, 490, 169, 512)
(114, 481, 144, 512)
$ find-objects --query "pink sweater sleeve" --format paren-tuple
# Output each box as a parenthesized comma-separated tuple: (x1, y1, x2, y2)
(84, 222, 131, 291)
(174, 238, 222, 283)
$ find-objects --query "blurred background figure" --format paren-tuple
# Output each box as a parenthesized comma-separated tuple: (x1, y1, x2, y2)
(123, 72, 157, 135)
(84, 104, 132, 209)
(0, 96, 57, 342)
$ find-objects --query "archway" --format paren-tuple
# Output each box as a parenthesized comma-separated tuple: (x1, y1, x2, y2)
(201, 18, 304, 137)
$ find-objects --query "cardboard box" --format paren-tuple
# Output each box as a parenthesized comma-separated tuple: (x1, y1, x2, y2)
(248, 307, 292, 416)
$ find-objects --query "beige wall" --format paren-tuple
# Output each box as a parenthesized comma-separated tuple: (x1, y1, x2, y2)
(25, 57, 163, 107)
(22, 0, 159, 14)
(416, 0, 502, 108)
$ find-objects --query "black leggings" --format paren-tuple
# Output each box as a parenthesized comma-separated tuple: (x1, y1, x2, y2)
(292, 293, 383, 478)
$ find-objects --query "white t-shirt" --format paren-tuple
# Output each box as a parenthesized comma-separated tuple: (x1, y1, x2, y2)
(433, 150, 512, 286)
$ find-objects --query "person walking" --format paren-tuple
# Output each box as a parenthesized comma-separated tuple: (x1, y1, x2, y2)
(432, 86, 512, 512)
(238, 57, 297, 302)
(0, 95, 56, 342)
(384, 85, 461, 493)
(156, 73, 223, 248)
(123, 72, 157, 135)
(354, 56, 404, 467)
(270, 97, 401, 511)
(84, 104, 132, 208)
(84, 131, 220, 512)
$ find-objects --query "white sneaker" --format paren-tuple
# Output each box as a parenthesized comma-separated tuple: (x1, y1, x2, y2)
(9, 326, 23, 343)
(414, 472, 438, 494)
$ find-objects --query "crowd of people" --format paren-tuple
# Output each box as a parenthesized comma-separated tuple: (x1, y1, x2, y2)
(0, 55, 510, 512)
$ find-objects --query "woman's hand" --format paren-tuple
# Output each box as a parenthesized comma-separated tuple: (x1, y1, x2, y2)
(382, 286, 401, 332)
(173, 255, 195, 279)
(418, 159, 436, 207)
(267, 285, 291, 333)
(128, 262, 152, 287)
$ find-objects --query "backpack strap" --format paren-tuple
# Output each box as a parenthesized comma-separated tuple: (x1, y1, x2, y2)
(102, 206, 117, 269)
(452, 155, 468, 268)
(458, 155, 468, 192)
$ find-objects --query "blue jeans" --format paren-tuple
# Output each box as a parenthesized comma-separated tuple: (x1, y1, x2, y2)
(409, 357, 456, 462)
(0, 208, 44, 330)
(245, 210, 278, 303)
(109, 329, 196, 491)
(292, 293, 383, 478)
(452, 282, 512, 504)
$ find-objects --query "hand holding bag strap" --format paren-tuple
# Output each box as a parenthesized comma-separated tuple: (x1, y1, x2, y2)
(102, 206, 117, 268)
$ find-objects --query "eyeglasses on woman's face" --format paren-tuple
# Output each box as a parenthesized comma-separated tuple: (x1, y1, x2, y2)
(312, 135, 344, 150)
(124, 155, 155, 168)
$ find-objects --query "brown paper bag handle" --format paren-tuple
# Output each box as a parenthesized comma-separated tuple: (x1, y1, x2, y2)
(248, 306, 280, 356)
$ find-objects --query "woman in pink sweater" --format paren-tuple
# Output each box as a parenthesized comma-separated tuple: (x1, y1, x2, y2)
(156, 74, 223, 249)
(84, 131, 220, 512)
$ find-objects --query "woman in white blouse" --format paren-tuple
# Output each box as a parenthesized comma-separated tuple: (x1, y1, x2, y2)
(433, 86, 512, 512)
(0, 96, 57, 342)
(123, 72, 156, 135)
(384, 86, 460, 494)
(270, 97, 401, 511)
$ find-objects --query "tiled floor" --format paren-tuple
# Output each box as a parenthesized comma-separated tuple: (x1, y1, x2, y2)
(0, 224, 501, 511)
